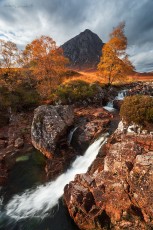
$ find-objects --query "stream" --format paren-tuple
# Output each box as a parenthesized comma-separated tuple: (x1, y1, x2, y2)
(0, 89, 127, 230)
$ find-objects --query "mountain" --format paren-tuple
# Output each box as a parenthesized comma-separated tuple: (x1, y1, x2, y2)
(61, 29, 104, 70)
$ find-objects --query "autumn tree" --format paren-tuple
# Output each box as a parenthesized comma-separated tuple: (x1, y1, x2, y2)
(0, 39, 20, 68)
(98, 22, 134, 84)
(21, 36, 68, 98)
(0, 39, 21, 90)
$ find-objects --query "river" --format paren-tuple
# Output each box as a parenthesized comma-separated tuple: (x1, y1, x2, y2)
(0, 89, 126, 230)
(0, 135, 107, 230)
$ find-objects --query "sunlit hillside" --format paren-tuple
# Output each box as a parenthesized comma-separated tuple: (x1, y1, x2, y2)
(63, 69, 153, 85)
(63, 70, 106, 84)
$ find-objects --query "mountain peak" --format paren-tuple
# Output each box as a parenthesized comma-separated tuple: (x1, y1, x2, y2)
(80, 29, 98, 37)
(82, 29, 93, 34)
(61, 30, 104, 70)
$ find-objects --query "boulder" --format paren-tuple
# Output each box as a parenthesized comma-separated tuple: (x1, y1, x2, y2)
(113, 99, 123, 110)
(72, 107, 112, 154)
(64, 124, 153, 229)
(31, 105, 74, 158)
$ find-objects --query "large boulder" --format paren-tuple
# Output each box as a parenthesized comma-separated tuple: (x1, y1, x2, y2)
(64, 124, 153, 229)
(71, 107, 112, 154)
(31, 105, 74, 158)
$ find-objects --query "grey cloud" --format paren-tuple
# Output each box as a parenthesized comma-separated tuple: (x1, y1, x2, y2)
(0, 0, 153, 72)
(126, 0, 153, 46)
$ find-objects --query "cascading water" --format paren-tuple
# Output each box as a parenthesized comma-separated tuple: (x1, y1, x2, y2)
(103, 101, 114, 112)
(5, 133, 108, 220)
(68, 127, 78, 144)
(115, 89, 127, 100)
(103, 89, 127, 111)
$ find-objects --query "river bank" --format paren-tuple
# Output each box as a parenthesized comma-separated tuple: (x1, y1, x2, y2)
(0, 85, 124, 229)
(0, 82, 152, 229)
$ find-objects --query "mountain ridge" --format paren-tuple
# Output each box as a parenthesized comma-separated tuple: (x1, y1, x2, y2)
(61, 29, 104, 70)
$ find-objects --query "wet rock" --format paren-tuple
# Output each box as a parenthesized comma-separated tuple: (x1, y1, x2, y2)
(45, 140, 77, 180)
(113, 99, 123, 110)
(64, 124, 153, 229)
(0, 157, 8, 185)
(31, 105, 74, 158)
(72, 107, 112, 154)
(127, 82, 153, 96)
(0, 111, 35, 184)
(14, 138, 24, 148)
(0, 140, 6, 149)
(107, 87, 118, 101)
(0, 111, 9, 128)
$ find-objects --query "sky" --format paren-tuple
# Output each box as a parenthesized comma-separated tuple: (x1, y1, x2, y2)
(0, 0, 153, 72)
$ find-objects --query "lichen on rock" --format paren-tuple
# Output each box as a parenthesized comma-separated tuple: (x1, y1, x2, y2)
(31, 105, 74, 158)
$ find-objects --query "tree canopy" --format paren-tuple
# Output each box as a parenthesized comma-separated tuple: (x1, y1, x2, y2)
(98, 22, 134, 84)
(0, 39, 21, 91)
(0, 39, 19, 69)
(21, 36, 68, 98)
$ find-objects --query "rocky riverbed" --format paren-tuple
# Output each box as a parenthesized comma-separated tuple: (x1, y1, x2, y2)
(0, 102, 113, 185)
(0, 82, 126, 185)
(0, 81, 152, 230)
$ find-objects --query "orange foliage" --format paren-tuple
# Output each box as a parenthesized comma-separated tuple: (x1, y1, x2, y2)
(0, 39, 21, 90)
(98, 22, 134, 84)
(21, 36, 68, 98)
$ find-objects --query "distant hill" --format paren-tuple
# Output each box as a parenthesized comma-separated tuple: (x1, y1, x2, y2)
(61, 29, 104, 70)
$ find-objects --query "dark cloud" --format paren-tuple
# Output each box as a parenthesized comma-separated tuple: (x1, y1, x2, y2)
(126, 0, 153, 46)
(0, 0, 153, 72)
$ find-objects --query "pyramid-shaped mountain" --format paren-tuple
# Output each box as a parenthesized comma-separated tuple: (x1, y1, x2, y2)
(61, 29, 104, 70)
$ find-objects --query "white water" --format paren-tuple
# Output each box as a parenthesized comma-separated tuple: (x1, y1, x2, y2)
(68, 127, 78, 144)
(103, 89, 127, 112)
(103, 101, 114, 112)
(6, 134, 108, 220)
(115, 89, 127, 100)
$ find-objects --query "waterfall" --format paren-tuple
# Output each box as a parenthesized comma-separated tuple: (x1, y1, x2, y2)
(103, 101, 114, 111)
(5, 133, 108, 220)
(68, 127, 78, 144)
(115, 89, 127, 100)
(103, 89, 127, 111)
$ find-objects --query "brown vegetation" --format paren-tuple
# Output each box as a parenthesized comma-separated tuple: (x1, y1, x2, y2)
(120, 95, 153, 126)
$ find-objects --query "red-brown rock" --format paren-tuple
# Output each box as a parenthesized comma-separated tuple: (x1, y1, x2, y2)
(64, 124, 153, 229)
(71, 107, 112, 154)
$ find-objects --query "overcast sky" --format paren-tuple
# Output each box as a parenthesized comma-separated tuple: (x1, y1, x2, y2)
(0, 0, 153, 72)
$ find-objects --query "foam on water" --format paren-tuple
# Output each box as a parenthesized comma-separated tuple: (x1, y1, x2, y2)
(115, 89, 127, 100)
(103, 89, 127, 111)
(6, 134, 108, 220)
(68, 127, 78, 144)
(103, 101, 115, 112)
